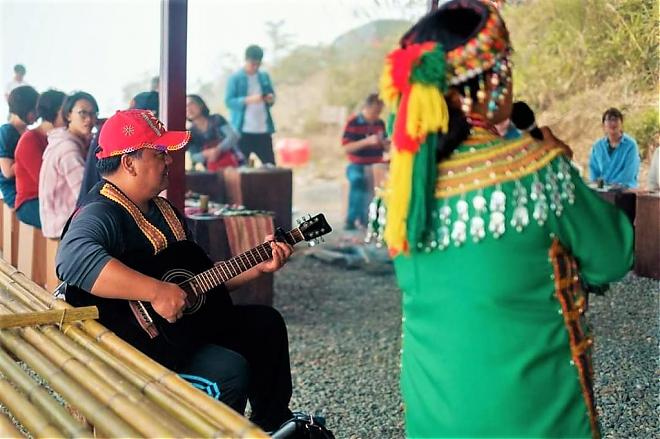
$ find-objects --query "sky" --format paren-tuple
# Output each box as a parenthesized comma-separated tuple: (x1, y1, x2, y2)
(0, 0, 426, 121)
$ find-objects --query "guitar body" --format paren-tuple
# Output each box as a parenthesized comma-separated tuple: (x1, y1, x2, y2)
(65, 240, 232, 366)
(137, 240, 234, 343)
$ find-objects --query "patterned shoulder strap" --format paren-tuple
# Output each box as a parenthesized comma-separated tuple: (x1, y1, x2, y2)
(99, 183, 169, 255)
(153, 197, 187, 242)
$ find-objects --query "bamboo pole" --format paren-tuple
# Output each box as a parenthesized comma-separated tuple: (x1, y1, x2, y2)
(0, 258, 268, 438)
(0, 302, 195, 438)
(0, 377, 65, 438)
(41, 327, 195, 437)
(53, 325, 223, 437)
(0, 282, 228, 437)
(0, 329, 140, 438)
(86, 320, 268, 438)
(0, 269, 265, 437)
(0, 410, 22, 438)
(0, 307, 98, 329)
(7, 325, 179, 438)
(0, 259, 54, 308)
(0, 348, 92, 437)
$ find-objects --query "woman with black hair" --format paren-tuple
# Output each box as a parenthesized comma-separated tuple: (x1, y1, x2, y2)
(14, 89, 66, 227)
(186, 94, 241, 170)
(376, 1, 632, 437)
(39, 91, 98, 238)
(0, 85, 39, 208)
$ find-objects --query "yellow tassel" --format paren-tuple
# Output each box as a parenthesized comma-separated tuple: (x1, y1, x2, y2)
(384, 148, 415, 254)
(379, 62, 398, 109)
(405, 83, 449, 140)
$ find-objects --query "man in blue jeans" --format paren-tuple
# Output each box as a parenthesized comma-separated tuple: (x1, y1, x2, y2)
(225, 45, 276, 164)
(341, 94, 389, 230)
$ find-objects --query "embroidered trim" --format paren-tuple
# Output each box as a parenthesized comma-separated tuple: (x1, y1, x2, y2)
(153, 197, 187, 242)
(436, 146, 562, 198)
(141, 111, 164, 136)
(100, 183, 168, 255)
(549, 240, 600, 439)
(368, 148, 577, 250)
(442, 134, 536, 165)
(106, 131, 192, 157)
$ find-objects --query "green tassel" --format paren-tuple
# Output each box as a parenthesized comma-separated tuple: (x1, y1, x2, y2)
(410, 44, 446, 92)
(407, 134, 438, 250)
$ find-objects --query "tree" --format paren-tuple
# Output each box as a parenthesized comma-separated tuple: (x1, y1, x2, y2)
(265, 20, 296, 63)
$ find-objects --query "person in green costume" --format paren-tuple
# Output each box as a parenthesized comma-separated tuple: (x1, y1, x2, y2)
(372, 1, 633, 438)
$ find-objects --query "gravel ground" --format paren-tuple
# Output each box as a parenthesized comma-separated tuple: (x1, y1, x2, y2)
(277, 250, 659, 439)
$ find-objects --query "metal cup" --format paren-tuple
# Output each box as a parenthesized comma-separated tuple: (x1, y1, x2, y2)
(199, 194, 209, 213)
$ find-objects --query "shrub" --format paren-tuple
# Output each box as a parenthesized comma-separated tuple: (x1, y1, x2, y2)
(626, 107, 660, 158)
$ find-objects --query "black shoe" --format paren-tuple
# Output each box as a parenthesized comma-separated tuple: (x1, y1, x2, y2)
(270, 412, 335, 439)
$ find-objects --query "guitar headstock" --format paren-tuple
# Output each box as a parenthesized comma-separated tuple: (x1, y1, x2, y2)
(296, 214, 332, 246)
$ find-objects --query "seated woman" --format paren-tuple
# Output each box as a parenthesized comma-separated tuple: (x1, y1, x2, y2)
(0, 85, 39, 208)
(39, 91, 98, 239)
(186, 94, 242, 171)
(14, 89, 66, 228)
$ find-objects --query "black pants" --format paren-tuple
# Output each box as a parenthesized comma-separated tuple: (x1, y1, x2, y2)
(239, 133, 275, 165)
(177, 305, 293, 431)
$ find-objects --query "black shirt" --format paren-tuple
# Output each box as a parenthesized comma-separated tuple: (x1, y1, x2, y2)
(57, 182, 192, 292)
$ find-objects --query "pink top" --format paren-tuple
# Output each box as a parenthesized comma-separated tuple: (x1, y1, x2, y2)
(39, 128, 87, 238)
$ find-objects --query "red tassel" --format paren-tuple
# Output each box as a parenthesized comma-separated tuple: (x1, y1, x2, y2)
(392, 92, 419, 153)
(388, 42, 436, 93)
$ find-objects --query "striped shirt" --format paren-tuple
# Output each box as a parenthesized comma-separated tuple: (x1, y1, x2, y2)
(341, 114, 386, 164)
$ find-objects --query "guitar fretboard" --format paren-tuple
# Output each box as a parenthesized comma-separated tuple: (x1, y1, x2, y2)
(182, 228, 302, 294)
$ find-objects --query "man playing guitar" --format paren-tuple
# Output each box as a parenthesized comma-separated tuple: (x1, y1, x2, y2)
(56, 109, 295, 432)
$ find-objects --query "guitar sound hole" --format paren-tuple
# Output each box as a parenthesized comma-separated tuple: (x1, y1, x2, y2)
(160, 269, 204, 315)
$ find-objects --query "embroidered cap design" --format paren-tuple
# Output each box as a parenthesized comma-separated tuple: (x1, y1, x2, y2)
(141, 111, 164, 136)
(122, 124, 135, 136)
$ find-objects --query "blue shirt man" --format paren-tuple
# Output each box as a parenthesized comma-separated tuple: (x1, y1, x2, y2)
(225, 45, 276, 164)
(589, 108, 640, 188)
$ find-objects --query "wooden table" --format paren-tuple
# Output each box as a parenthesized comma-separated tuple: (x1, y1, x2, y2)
(186, 214, 274, 306)
(634, 193, 660, 279)
(596, 190, 637, 225)
(223, 167, 292, 230)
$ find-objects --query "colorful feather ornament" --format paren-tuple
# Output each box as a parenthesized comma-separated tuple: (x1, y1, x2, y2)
(380, 42, 450, 255)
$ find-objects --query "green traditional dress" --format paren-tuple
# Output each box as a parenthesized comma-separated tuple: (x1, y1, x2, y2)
(388, 128, 633, 438)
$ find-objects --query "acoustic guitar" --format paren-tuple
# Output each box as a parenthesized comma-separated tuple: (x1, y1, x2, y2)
(121, 214, 332, 343)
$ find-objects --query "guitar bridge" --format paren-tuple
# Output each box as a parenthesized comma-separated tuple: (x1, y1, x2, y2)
(129, 301, 160, 339)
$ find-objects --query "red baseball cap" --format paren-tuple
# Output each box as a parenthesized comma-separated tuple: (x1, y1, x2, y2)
(97, 109, 190, 159)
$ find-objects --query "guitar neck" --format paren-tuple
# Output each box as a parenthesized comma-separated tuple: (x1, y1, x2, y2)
(186, 228, 303, 294)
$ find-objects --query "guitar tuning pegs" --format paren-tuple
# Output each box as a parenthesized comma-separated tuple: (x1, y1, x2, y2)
(308, 240, 316, 247)
(305, 214, 312, 220)
(296, 218, 303, 225)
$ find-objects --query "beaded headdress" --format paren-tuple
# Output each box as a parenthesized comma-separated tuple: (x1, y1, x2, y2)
(379, 0, 512, 255)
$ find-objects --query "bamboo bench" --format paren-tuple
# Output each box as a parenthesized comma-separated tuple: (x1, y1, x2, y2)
(0, 257, 267, 438)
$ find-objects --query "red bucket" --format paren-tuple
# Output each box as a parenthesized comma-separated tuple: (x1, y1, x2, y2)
(275, 138, 310, 166)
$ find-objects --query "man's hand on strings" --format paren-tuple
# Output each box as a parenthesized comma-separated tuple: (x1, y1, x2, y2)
(257, 234, 293, 273)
